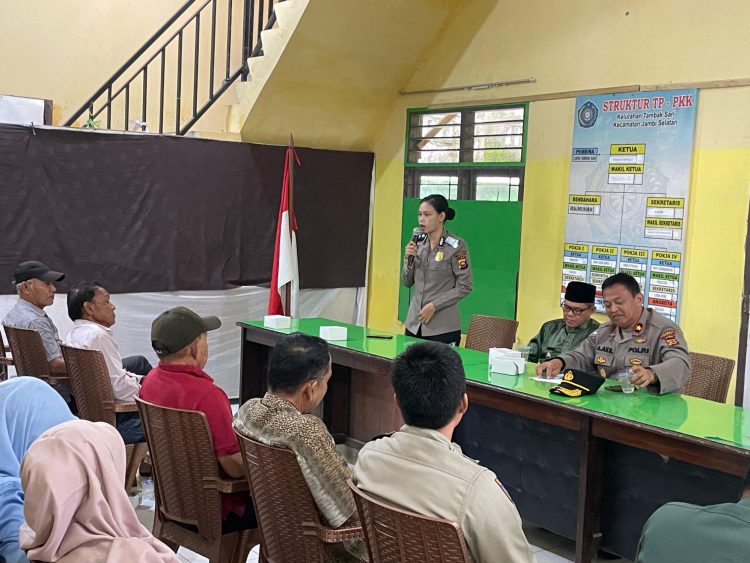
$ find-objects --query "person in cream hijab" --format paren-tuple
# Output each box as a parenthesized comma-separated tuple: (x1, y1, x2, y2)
(19, 419, 178, 563)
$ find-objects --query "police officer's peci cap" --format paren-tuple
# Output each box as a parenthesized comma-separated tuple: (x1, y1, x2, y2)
(13, 261, 65, 284)
(564, 281, 596, 304)
(549, 369, 605, 398)
(151, 306, 221, 356)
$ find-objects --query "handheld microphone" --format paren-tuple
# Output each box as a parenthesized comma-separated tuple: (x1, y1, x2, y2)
(407, 227, 422, 267)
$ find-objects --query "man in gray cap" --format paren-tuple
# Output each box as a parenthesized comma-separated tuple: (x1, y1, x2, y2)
(139, 307, 257, 530)
(527, 281, 600, 362)
(4, 260, 67, 377)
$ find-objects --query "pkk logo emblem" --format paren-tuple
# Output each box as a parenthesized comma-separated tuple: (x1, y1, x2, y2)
(578, 100, 599, 128)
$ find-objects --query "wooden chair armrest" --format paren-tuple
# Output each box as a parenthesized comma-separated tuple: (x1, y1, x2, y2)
(114, 401, 139, 413)
(0, 358, 13, 366)
(215, 477, 249, 493)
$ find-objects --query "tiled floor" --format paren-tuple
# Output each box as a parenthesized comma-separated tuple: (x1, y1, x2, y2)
(177, 545, 260, 563)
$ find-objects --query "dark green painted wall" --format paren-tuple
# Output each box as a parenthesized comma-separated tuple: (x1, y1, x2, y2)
(398, 199, 523, 332)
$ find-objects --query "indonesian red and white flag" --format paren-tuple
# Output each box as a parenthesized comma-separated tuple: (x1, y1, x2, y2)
(268, 145, 300, 316)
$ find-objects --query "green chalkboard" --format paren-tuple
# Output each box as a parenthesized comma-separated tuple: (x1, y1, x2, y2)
(397, 199, 523, 332)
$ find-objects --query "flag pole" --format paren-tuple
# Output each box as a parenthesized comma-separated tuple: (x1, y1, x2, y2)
(285, 134, 295, 315)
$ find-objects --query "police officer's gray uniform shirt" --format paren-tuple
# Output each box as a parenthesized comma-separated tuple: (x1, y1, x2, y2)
(353, 425, 535, 563)
(3, 299, 62, 361)
(556, 307, 690, 395)
(402, 230, 473, 336)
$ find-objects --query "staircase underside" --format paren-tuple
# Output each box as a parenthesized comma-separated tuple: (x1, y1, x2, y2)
(235, 0, 461, 150)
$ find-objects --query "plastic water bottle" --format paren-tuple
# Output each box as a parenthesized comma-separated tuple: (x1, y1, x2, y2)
(141, 479, 155, 509)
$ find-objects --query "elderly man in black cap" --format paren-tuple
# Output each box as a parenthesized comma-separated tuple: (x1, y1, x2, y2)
(3, 260, 68, 377)
(527, 281, 599, 363)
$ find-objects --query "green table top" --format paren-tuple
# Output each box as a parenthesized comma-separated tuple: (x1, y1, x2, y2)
(239, 318, 750, 453)
(239, 317, 491, 366)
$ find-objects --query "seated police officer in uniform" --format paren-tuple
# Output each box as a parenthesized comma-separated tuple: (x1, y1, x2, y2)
(536, 272, 690, 394)
(527, 281, 599, 362)
(353, 342, 535, 563)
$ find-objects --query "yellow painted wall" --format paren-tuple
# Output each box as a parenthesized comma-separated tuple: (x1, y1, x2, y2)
(367, 0, 750, 400)
(0, 0, 240, 133)
(4, 0, 749, 398)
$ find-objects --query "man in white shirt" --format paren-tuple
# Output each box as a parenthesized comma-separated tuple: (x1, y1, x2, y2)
(65, 281, 153, 443)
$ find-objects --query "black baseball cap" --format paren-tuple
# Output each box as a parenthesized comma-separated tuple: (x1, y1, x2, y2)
(13, 261, 65, 284)
(151, 306, 221, 356)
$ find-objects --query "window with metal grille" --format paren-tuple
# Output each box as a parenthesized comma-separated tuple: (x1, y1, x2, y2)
(404, 103, 527, 201)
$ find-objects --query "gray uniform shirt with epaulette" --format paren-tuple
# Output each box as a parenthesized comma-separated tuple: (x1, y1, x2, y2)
(556, 307, 690, 395)
(401, 230, 473, 337)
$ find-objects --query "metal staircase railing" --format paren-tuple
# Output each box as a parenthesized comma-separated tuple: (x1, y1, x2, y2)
(63, 0, 283, 135)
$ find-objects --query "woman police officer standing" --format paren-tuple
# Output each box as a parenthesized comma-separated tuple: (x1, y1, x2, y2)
(402, 194, 473, 346)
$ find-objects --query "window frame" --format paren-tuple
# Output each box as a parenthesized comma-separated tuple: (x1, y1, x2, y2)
(403, 102, 529, 169)
(403, 167, 525, 201)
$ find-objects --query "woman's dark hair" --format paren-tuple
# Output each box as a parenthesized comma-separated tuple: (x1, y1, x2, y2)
(267, 333, 330, 392)
(420, 194, 456, 221)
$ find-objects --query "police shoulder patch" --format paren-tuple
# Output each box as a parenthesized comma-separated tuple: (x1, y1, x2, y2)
(660, 329, 679, 346)
(455, 249, 469, 270)
(445, 236, 459, 248)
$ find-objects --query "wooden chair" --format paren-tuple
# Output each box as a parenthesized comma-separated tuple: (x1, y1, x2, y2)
(3, 325, 68, 385)
(136, 399, 258, 563)
(683, 352, 735, 403)
(347, 480, 471, 563)
(60, 344, 147, 488)
(464, 314, 519, 352)
(235, 431, 363, 562)
(0, 327, 13, 381)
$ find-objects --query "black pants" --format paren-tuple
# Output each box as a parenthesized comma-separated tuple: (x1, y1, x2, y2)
(405, 326, 461, 346)
(122, 355, 153, 376)
(115, 355, 152, 443)
(223, 499, 258, 533)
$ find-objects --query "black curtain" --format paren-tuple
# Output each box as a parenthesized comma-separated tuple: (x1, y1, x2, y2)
(0, 124, 372, 293)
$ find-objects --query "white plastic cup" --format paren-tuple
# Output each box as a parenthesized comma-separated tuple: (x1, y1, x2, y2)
(141, 478, 155, 509)
(514, 344, 531, 361)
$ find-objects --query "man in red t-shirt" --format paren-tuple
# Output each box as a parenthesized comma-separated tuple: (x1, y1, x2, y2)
(139, 306, 256, 531)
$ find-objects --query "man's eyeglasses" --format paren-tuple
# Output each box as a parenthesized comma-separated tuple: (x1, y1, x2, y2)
(561, 303, 592, 316)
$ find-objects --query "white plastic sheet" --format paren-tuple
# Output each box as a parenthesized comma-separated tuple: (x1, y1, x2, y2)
(0, 94, 45, 125)
(0, 286, 365, 398)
